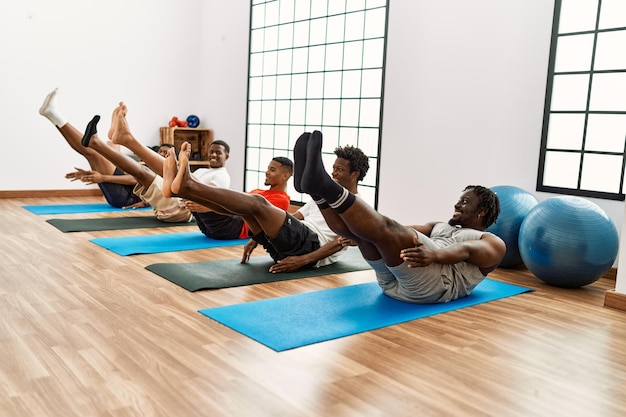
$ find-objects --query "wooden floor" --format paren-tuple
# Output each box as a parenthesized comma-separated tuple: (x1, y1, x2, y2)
(1, 196, 625, 417)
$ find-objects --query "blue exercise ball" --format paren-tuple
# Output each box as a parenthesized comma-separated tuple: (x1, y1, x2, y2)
(487, 185, 538, 268)
(518, 196, 619, 288)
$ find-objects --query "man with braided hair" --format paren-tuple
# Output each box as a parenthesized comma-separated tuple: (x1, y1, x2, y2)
(293, 130, 506, 304)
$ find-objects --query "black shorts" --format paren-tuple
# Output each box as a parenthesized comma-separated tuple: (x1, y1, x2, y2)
(194, 211, 245, 240)
(252, 213, 320, 263)
(98, 167, 141, 208)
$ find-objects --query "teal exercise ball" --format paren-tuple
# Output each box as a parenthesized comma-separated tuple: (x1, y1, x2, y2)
(518, 196, 618, 288)
(487, 185, 538, 268)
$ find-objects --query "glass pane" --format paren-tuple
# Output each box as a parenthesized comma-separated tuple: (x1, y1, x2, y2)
(293, 21, 310, 47)
(362, 38, 384, 68)
(581, 154, 622, 193)
(594, 30, 626, 71)
(364, 8, 386, 39)
(247, 125, 261, 148)
(263, 26, 279, 51)
(367, 0, 387, 8)
(275, 75, 291, 99)
(307, 72, 324, 98)
(340, 99, 360, 126)
(290, 100, 306, 124)
(276, 49, 293, 74)
(543, 151, 581, 188)
(322, 99, 341, 126)
(249, 77, 263, 100)
(261, 101, 276, 124)
(248, 101, 262, 124)
(328, 0, 347, 15)
(279, 0, 295, 24)
(339, 126, 358, 147)
(359, 98, 380, 127)
(345, 11, 365, 42)
(344, 41, 364, 69)
(278, 23, 294, 49)
(274, 125, 290, 150)
(250, 54, 264, 77)
(324, 71, 342, 98)
(250, 29, 265, 53)
(275, 101, 291, 124)
(558, 0, 598, 33)
(361, 68, 382, 97)
(358, 127, 379, 157)
(554, 34, 594, 72)
(265, 1, 279, 26)
(305, 99, 323, 125)
(310, 18, 327, 45)
(260, 126, 275, 147)
(347, 0, 366, 13)
(550, 74, 589, 111)
(294, 0, 312, 21)
(262, 76, 277, 99)
(321, 127, 340, 150)
(342, 70, 362, 97)
(291, 73, 307, 98)
(246, 147, 260, 170)
(251, 4, 265, 29)
(327, 15, 346, 43)
(359, 185, 376, 207)
(589, 72, 626, 112)
(292, 48, 309, 73)
(585, 114, 626, 152)
(325, 43, 344, 71)
(310, 1, 328, 19)
(546, 113, 585, 150)
(308, 45, 326, 72)
(598, 0, 626, 30)
(263, 51, 277, 75)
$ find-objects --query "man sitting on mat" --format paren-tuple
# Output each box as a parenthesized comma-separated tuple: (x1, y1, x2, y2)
(161, 140, 369, 273)
(292, 130, 506, 304)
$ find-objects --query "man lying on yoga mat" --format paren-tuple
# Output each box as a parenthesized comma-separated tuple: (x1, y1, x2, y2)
(292, 130, 506, 304)
(162, 140, 369, 273)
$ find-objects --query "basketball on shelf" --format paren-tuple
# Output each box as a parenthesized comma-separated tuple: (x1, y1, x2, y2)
(187, 115, 200, 128)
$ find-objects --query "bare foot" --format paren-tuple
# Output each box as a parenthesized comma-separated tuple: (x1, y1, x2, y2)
(171, 142, 192, 195)
(109, 102, 133, 146)
(162, 147, 178, 198)
(107, 103, 123, 139)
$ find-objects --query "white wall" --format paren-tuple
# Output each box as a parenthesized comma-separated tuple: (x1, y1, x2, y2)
(2, 0, 624, 290)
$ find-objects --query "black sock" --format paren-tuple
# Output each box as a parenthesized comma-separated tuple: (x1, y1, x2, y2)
(301, 130, 344, 201)
(81, 115, 101, 147)
(293, 132, 310, 193)
(328, 188, 356, 213)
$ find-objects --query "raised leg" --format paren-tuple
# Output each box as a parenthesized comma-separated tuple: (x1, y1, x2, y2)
(164, 143, 287, 239)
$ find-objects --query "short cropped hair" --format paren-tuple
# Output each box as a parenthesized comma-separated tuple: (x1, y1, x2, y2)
(211, 140, 230, 154)
(272, 156, 294, 175)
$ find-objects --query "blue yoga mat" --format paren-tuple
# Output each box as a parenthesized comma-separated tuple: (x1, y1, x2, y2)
(90, 231, 248, 256)
(23, 203, 151, 215)
(199, 279, 532, 351)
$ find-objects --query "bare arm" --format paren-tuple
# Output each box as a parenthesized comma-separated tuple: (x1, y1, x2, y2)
(268, 238, 345, 273)
(401, 232, 506, 275)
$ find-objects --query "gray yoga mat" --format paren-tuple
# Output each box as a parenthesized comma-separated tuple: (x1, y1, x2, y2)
(145, 247, 371, 291)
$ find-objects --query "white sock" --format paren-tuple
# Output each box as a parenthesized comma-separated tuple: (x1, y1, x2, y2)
(39, 88, 67, 127)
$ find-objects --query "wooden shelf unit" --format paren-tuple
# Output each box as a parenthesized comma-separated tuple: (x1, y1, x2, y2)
(159, 127, 213, 170)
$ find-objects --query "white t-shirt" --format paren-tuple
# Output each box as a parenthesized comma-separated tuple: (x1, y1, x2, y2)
(192, 167, 231, 188)
(296, 199, 348, 267)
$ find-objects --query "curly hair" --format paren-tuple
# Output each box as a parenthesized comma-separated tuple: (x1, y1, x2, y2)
(464, 185, 500, 228)
(334, 145, 370, 181)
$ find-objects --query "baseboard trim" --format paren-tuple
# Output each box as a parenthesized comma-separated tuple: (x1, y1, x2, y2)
(0, 189, 103, 198)
(604, 289, 626, 312)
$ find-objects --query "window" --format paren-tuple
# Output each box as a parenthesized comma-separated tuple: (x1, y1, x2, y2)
(538, 0, 626, 201)
(245, 0, 389, 208)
